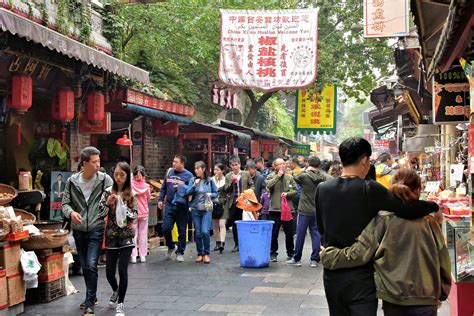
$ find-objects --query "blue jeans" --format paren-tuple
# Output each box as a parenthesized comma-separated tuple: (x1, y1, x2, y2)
(191, 209, 212, 256)
(162, 203, 188, 255)
(73, 228, 104, 307)
(294, 213, 321, 262)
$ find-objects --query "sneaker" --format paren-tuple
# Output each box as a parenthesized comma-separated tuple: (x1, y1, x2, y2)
(80, 298, 98, 309)
(139, 256, 146, 263)
(130, 256, 137, 264)
(83, 306, 95, 315)
(176, 254, 184, 262)
(115, 302, 125, 316)
(270, 254, 277, 262)
(286, 258, 301, 266)
(108, 291, 119, 308)
(310, 260, 319, 268)
(165, 248, 174, 260)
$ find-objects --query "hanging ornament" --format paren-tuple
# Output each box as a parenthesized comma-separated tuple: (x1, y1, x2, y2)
(8, 74, 33, 145)
(87, 90, 105, 123)
(52, 87, 75, 146)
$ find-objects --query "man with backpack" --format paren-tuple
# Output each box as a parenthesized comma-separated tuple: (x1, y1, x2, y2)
(158, 155, 194, 262)
(287, 156, 331, 267)
(62, 147, 113, 316)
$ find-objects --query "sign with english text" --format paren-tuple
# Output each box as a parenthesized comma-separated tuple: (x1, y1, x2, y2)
(219, 9, 319, 92)
(363, 0, 409, 38)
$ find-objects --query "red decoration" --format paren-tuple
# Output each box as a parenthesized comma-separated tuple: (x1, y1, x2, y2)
(87, 91, 105, 123)
(9, 74, 32, 114)
(153, 120, 179, 137)
(116, 133, 133, 146)
(52, 87, 75, 123)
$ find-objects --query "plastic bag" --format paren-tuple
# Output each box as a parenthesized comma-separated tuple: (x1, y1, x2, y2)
(204, 193, 213, 212)
(63, 252, 79, 295)
(20, 249, 41, 289)
(281, 196, 293, 221)
(116, 195, 128, 228)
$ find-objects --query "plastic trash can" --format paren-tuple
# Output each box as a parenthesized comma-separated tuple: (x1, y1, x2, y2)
(236, 220, 274, 268)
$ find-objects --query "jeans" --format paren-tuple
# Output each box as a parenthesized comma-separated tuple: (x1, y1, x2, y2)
(269, 212, 295, 257)
(192, 209, 212, 256)
(73, 228, 104, 307)
(382, 301, 437, 316)
(162, 203, 188, 255)
(228, 204, 243, 246)
(293, 213, 321, 262)
(106, 246, 133, 304)
(323, 267, 377, 316)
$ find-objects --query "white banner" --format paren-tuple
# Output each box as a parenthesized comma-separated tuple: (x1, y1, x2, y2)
(363, 0, 409, 38)
(219, 9, 319, 92)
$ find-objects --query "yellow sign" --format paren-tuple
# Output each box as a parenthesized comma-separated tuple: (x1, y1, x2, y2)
(295, 83, 337, 133)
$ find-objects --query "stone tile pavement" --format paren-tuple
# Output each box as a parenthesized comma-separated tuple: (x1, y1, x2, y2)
(23, 234, 451, 316)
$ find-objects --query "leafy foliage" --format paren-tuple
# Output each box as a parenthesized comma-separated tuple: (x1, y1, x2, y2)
(255, 95, 295, 139)
(335, 99, 373, 144)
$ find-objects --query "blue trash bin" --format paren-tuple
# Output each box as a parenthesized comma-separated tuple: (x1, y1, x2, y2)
(236, 220, 274, 268)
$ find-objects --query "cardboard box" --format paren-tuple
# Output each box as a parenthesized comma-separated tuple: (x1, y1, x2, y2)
(0, 269, 7, 309)
(38, 253, 64, 282)
(7, 273, 25, 307)
(0, 243, 21, 276)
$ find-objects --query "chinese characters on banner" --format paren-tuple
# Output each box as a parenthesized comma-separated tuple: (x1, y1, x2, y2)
(295, 83, 337, 134)
(211, 86, 239, 109)
(432, 67, 470, 124)
(374, 139, 390, 151)
(288, 144, 311, 156)
(363, 0, 409, 38)
(219, 9, 319, 92)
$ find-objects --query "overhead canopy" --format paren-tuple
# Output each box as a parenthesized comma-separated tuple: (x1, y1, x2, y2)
(0, 8, 150, 83)
(183, 122, 251, 143)
(370, 85, 395, 110)
(122, 103, 192, 124)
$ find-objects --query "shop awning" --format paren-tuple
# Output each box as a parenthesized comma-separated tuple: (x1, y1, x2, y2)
(122, 103, 192, 124)
(0, 8, 149, 83)
(182, 122, 251, 149)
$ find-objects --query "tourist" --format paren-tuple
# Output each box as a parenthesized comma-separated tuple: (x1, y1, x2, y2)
(212, 163, 227, 253)
(130, 165, 151, 263)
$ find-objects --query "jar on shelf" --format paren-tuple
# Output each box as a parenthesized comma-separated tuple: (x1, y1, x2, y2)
(18, 171, 32, 191)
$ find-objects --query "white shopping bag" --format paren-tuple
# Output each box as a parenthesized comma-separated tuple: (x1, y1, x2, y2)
(116, 195, 128, 228)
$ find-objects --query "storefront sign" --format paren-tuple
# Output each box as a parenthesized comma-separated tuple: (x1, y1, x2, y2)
(153, 120, 179, 138)
(295, 83, 337, 134)
(374, 139, 389, 151)
(288, 144, 311, 156)
(363, 0, 409, 38)
(432, 67, 470, 124)
(250, 140, 260, 158)
(124, 88, 194, 117)
(460, 58, 474, 113)
(260, 140, 279, 152)
(79, 112, 111, 134)
(50, 171, 73, 220)
(219, 9, 319, 92)
(212, 86, 239, 109)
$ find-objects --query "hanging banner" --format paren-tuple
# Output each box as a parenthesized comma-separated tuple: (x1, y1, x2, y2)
(295, 83, 337, 134)
(432, 67, 470, 124)
(219, 9, 319, 92)
(363, 0, 409, 38)
(288, 144, 311, 156)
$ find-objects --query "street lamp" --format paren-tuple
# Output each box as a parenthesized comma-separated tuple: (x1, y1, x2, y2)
(116, 125, 133, 166)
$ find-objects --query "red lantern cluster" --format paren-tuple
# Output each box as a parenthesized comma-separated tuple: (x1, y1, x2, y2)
(87, 91, 105, 123)
(51, 87, 75, 123)
(8, 74, 32, 114)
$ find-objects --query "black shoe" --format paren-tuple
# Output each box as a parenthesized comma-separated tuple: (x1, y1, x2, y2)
(219, 242, 225, 254)
(80, 298, 98, 309)
(232, 245, 239, 252)
(213, 241, 221, 251)
(270, 254, 277, 262)
(83, 306, 95, 315)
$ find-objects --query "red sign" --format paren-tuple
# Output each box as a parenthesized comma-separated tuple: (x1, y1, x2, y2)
(79, 112, 111, 134)
(250, 140, 260, 158)
(124, 88, 194, 117)
(153, 120, 179, 137)
(374, 139, 390, 150)
(260, 140, 279, 152)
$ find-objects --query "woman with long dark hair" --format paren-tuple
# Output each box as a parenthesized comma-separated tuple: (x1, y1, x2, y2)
(212, 163, 227, 253)
(99, 162, 138, 316)
(186, 161, 217, 264)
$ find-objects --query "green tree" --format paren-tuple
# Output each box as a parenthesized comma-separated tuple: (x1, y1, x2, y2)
(335, 99, 373, 143)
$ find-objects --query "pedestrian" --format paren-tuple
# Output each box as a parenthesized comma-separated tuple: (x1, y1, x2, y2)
(245, 160, 265, 202)
(287, 156, 331, 267)
(298, 156, 308, 168)
(315, 137, 439, 316)
(320, 159, 332, 173)
(130, 165, 151, 263)
(255, 157, 271, 178)
(224, 155, 254, 252)
(259, 189, 271, 220)
(375, 152, 395, 188)
(186, 161, 217, 263)
(212, 163, 227, 253)
(289, 157, 303, 176)
(62, 147, 113, 316)
(321, 168, 451, 316)
(99, 162, 137, 316)
(328, 160, 342, 177)
(266, 158, 297, 262)
(158, 155, 194, 262)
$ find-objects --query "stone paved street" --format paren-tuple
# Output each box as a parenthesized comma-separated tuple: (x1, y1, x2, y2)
(23, 234, 451, 316)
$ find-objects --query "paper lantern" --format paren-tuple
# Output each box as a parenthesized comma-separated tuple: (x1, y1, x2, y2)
(51, 87, 75, 122)
(87, 91, 105, 123)
(9, 74, 32, 114)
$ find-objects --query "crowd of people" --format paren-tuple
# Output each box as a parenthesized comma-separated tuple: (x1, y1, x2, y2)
(61, 137, 451, 316)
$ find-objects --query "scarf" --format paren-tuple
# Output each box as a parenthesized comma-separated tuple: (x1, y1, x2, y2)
(131, 179, 149, 196)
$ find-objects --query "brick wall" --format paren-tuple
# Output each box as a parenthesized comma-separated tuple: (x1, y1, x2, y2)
(143, 118, 178, 180)
(68, 119, 91, 172)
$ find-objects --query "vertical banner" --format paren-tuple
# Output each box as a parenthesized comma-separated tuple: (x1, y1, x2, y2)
(295, 83, 337, 134)
(50, 171, 73, 220)
(219, 9, 319, 92)
(363, 0, 409, 38)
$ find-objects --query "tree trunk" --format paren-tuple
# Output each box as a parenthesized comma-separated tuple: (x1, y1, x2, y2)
(243, 90, 275, 127)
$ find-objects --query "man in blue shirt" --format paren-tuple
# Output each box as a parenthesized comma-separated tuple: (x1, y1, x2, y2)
(158, 155, 194, 262)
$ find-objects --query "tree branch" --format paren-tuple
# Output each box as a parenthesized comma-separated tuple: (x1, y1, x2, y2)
(244, 90, 275, 127)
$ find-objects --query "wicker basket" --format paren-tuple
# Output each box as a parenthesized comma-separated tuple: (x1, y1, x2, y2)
(0, 184, 17, 206)
(14, 209, 36, 225)
(21, 229, 68, 250)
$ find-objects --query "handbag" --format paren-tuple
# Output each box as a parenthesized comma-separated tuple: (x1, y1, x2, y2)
(280, 196, 293, 221)
(212, 198, 224, 219)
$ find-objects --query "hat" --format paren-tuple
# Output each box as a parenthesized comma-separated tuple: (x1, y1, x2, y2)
(236, 189, 262, 212)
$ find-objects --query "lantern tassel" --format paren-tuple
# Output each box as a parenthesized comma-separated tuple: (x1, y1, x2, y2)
(61, 125, 67, 149)
(17, 121, 21, 145)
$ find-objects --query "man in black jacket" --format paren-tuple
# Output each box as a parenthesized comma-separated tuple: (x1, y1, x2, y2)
(246, 160, 265, 202)
(315, 137, 439, 316)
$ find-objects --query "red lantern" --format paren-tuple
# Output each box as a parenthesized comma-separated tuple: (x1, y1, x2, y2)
(8, 74, 32, 114)
(52, 87, 75, 122)
(87, 91, 105, 123)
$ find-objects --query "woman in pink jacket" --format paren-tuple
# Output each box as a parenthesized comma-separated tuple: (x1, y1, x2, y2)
(131, 165, 151, 263)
